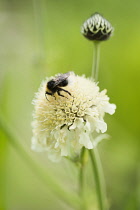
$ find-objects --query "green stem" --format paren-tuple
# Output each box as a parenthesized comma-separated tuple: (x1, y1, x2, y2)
(79, 147, 85, 195)
(89, 148, 106, 210)
(79, 147, 87, 210)
(0, 112, 80, 209)
(92, 41, 100, 81)
(79, 163, 84, 196)
(91, 37, 107, 210)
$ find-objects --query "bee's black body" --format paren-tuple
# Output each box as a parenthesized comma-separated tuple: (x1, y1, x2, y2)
(45, 72, 71, 99)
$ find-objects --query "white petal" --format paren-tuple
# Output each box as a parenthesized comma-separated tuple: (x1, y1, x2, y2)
(79, 132, 93, 149)
(69, 122, 77, 130)
(92, 134, 110, 147)
(31, 137, 45, 152)
(96, 120, 107, 133)
(69, 118, 84, 130)
(104, 103, 116, 115)
(54, 141, 59, 148)
(61, 144, 68, 156)
(84, 120, 91, 131)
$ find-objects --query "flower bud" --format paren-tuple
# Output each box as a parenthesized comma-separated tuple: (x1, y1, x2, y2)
(81, 13, 113, 41)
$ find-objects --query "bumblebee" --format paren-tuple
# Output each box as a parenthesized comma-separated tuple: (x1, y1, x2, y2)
(45, 72, 71, 100)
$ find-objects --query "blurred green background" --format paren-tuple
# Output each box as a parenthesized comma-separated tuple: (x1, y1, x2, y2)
(0, 0, 140, 209)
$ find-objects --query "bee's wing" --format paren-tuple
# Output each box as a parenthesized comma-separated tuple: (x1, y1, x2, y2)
(53, 72, 70, 87)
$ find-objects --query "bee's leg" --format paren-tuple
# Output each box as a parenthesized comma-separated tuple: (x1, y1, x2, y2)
(57, 91, 65, 98)
(57, 88, 71, 96)
(45, 91, 56, 101)
(45, 91, 52, 96)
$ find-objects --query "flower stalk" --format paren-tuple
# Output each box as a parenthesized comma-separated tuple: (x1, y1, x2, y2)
(92, 41, 100, 81)
(79, 147, 88, 210)
(89, 148, 106, 210)
(79, 147, 86, 195)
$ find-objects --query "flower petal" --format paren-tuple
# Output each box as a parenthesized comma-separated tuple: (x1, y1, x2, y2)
(79, 132, 93, 149)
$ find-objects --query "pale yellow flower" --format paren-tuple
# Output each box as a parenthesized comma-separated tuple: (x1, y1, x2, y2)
(31, 72, 116, 162)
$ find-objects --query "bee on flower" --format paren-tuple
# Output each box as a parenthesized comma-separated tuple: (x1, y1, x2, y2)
(31, 72, 116, 162)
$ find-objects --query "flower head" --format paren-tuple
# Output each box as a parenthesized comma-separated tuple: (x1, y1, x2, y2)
(31, 72, 116, 162)
(81, 13, 113, 41)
